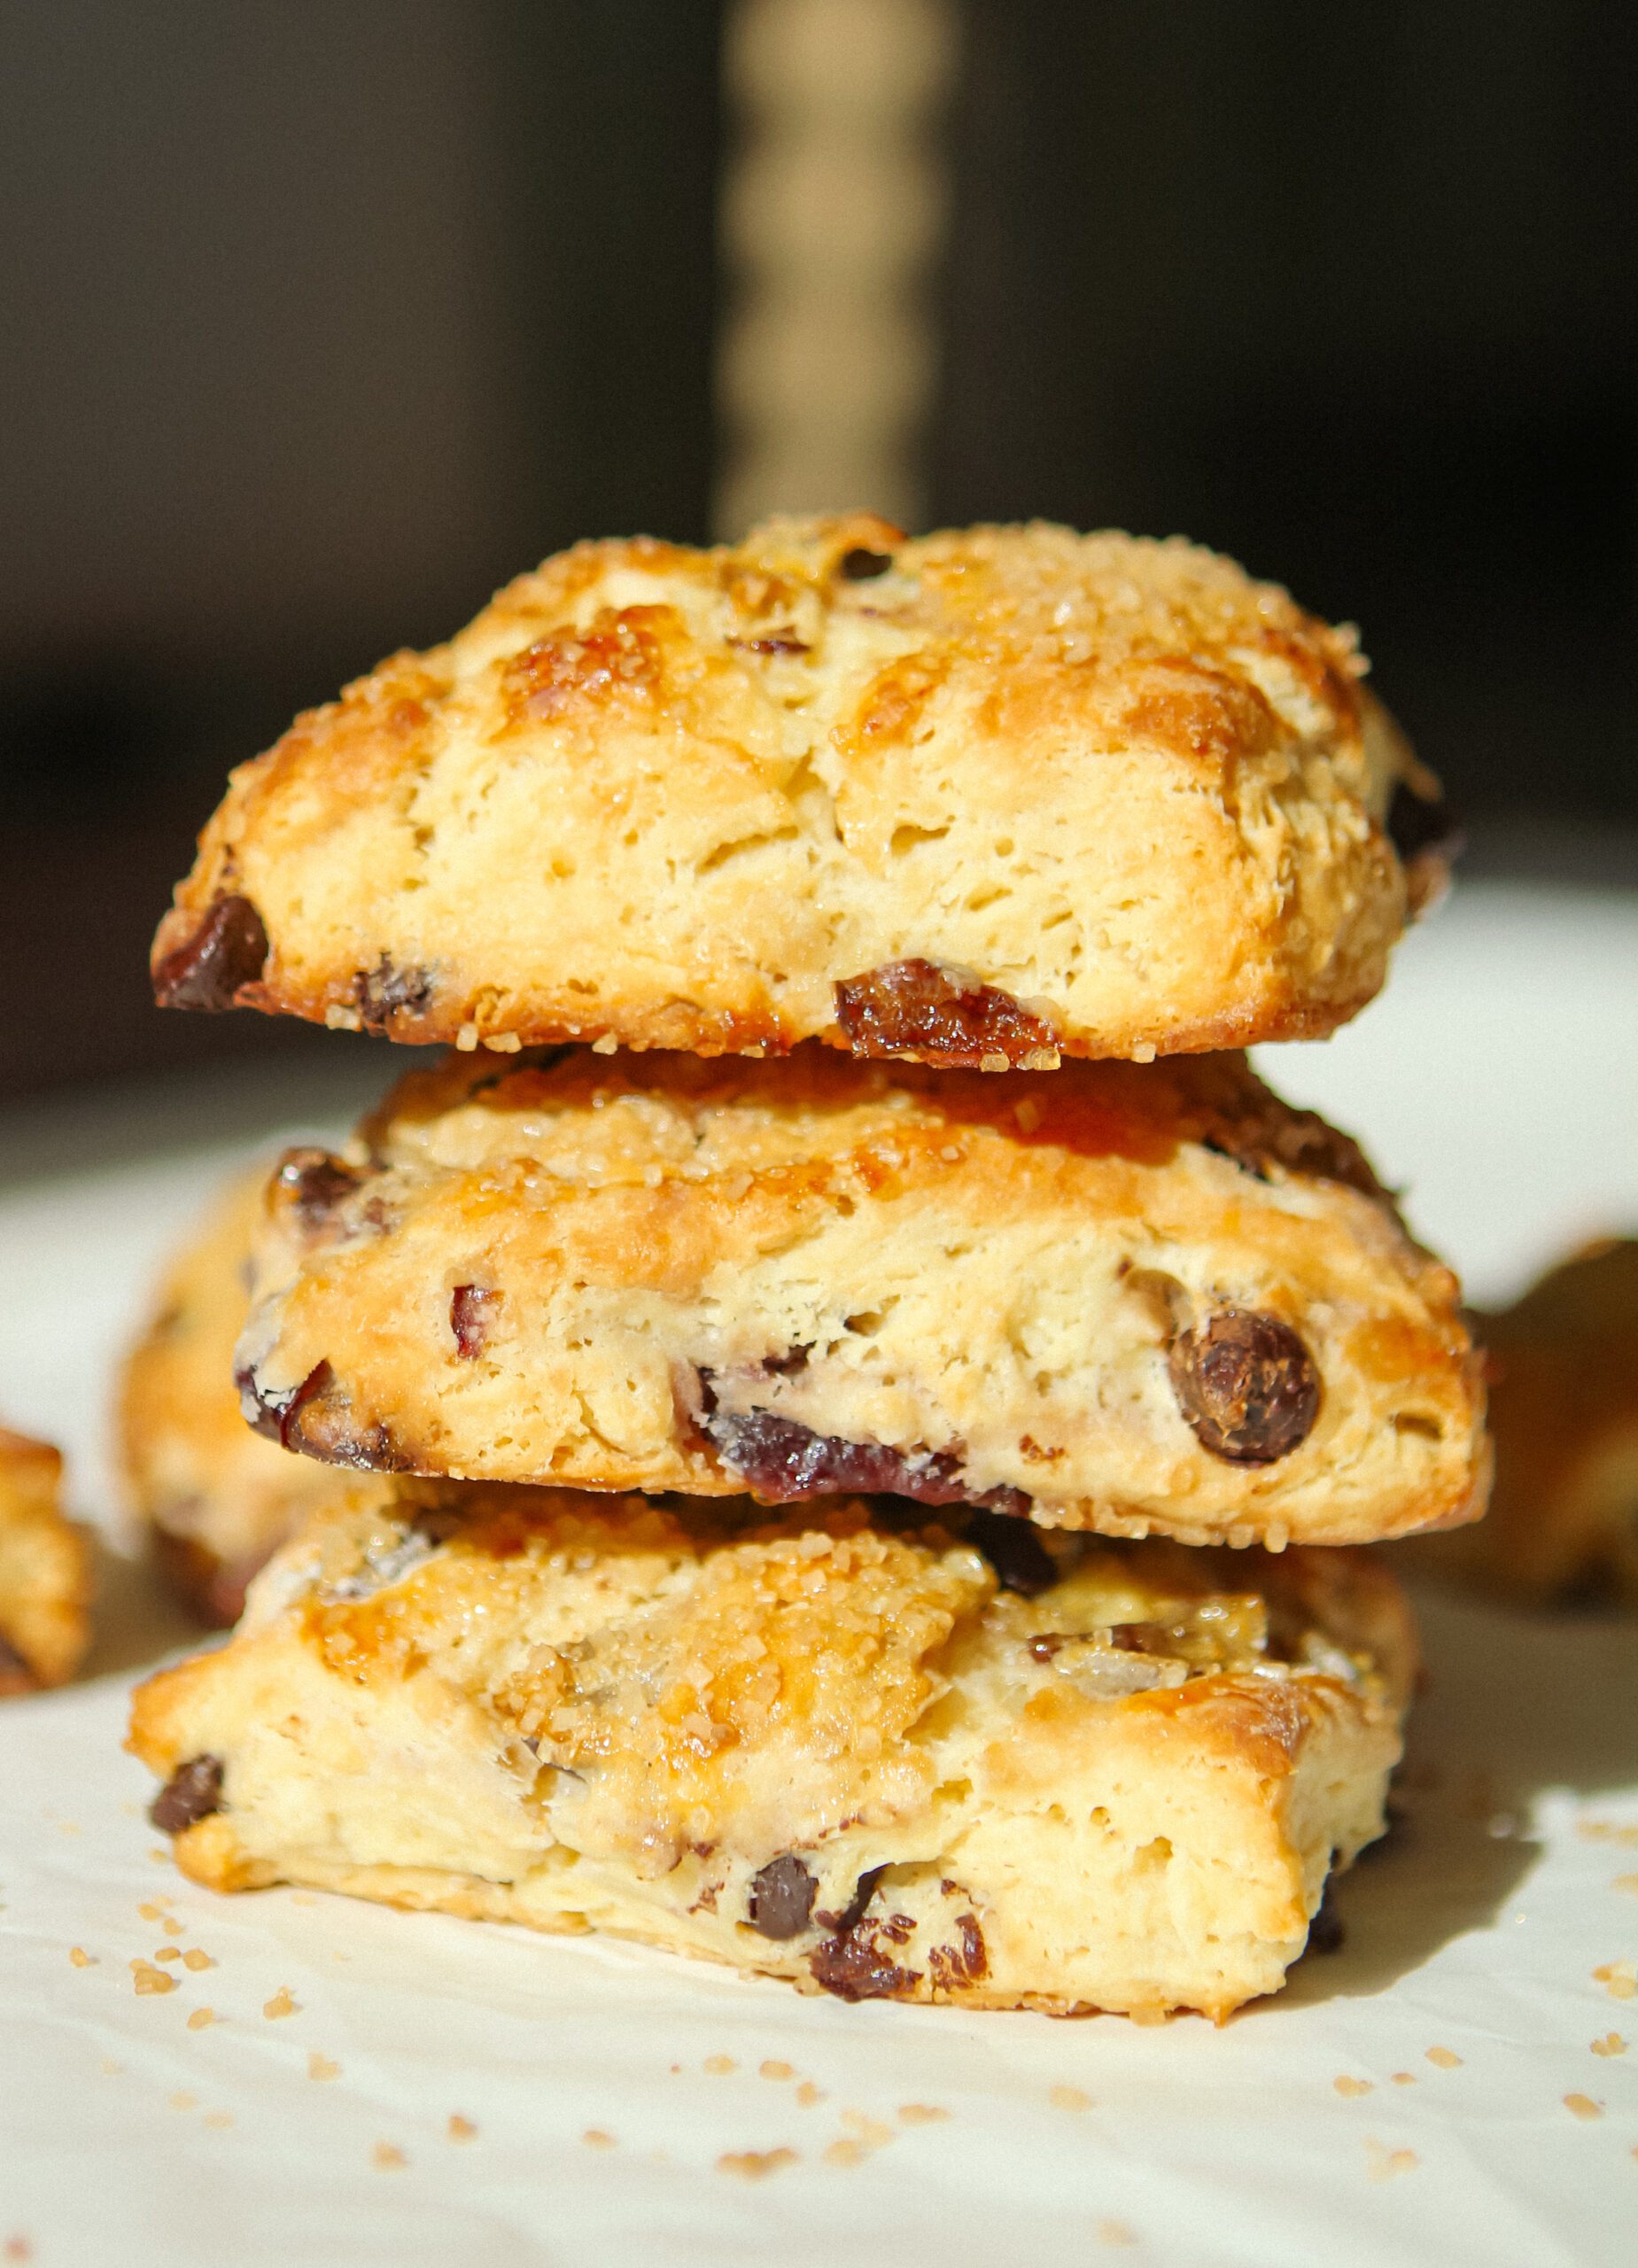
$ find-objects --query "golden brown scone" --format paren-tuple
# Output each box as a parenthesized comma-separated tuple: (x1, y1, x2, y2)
(130, 1479, 1414, 2020)
(151, 516, 1453, 1065)
(119, 1166, 353, 1624)
(1411, 1239, 1638, 1607)
(235, 1045, 1487, 1550)
(0, 1427, 90, 1690)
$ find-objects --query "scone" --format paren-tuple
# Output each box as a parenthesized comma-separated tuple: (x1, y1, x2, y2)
(234, 1045, 1487, 1550)
(119, 1166, 353, 1623)
(0, 1426, 90, 1691)
(1413, 1239, 1638, 1607)
(151, 516, 1455, 1065)
(130, 1480, 1414, 2020)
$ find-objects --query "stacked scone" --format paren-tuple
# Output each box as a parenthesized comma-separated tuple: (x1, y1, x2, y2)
(128, 516, 1487, 2018)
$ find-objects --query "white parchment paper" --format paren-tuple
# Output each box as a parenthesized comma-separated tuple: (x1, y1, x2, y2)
(2, 883, 1635, 2266)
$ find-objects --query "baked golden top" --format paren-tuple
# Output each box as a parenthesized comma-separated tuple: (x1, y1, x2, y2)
(237, 1045, 1487, 1548)
(152, 516, 1451, 1062)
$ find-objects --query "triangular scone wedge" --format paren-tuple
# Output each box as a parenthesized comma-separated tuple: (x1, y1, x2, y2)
(131, 1481, 1415, 2021)
(151, 517, 1454, 1062)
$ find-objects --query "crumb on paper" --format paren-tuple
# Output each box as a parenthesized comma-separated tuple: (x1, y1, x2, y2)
(823, 2139, 867, 2169)
(1364, 2140, 1418, 2182)
(795, 2081, 825, 2109)
(308, 2053, 339, 2082)
(169, 2092, 198, 2113)
(138, 1903, 164, 1922)
(1614, 1875, 1638, 1896)
(1594, 1962, 1636, 2001)
(1050, 2084, 1091, 2112)
(1564, 2093, 1603, 2121)
(1591, 2033, 1627, 2058)
(187, 2008, 216, 2032)
(718, 2148, 798, 2181)
(448, 2115, 477, 2143)
(262, 1987, 298, 2020)
(1098, 2223, 1137, 2249)
(1580, 1821, 1638, 1845)
(67, 1946, 94, 1969)
(99, 2058, 120, 2077)
(841, 2111, 894, 2149)
(1392, 2072, 1416, 2087)
(149, 1847, 170, 1863)
(372, 2141, 406, 2170)
(1334, 2076, 1373, 2098)
(703, 2054, 735, 2076)
(582, 2130, 616, 2152)
(4, 2235, 33, 2262)
(129, 1960, 175, 1996)
(204, 2111, 234, 2132)
(155, 1946, 182, 1962)
(898, 2104, 950, 2126)
(759, 2059, 796, 2082)
(1425, 2046, 1462, 2070)
(182, 1948, 213, 1972)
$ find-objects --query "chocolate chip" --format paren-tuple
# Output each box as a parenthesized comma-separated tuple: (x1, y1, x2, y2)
(746, 1853, 818, 1940)
(238, 1357, 334, 1451)
(927, 1911, 989, 1990)
(837, 547, 892, 580)
(152, 894, 268, 1012)
(965, 1507, 1057, 1596)
(699, 1403, 1029, 1517)
(1386, 781, 1463, 867)
(814, 1865, 885, 1937)
(808, 1926, 920, 2002)
(834, 958, 1058, 1068)
(352, 956, 434, 1035)
(276, 1148, 361, 1231)
(1168, 1310, 1320, 1464)
(150, 1754, 224, 1834)
(450, 1284, 502, 1358)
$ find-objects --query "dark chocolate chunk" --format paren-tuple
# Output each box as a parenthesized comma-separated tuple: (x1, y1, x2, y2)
(1386, 781, 1463, 868)
(808, 1926, 920, 2002)
(965, 1507, 1057, 1596)
(352, 956, 434, 1035)
(152, 895, 268, 1012)
(450, 1284, 502, 1358)
(746, 1852, 818, 1940)
(150, 1754, 224, 1834)
(814, 1864, 885, 1937)
(834, 958, 1058, 1068)
(238, 1357, 334, 1451)
(699, 1403, 1029, 1517)
(276, 1148, 361, 1231)
(837, 547, 893, 580)
(1168, 1310, 1320, 1464)
(927, 1911, 989, 1990)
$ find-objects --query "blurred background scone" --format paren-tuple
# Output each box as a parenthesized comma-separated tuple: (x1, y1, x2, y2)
(1415, 1238, 1638, 1608)
(131, 1480, 1414, 2021)
(151, 517, 1451, 1067)
(119, 1165, 352, 1624)
(0, 1425, 90, 1691)
(235, 1045, 1487, 1550)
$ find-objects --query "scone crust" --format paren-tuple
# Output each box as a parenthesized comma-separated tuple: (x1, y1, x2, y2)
(130, 1480, 1414, 2020)
(118, 1168, 352, 1622)
(0, 1426, 90, 1689)
(236, 1045, 1487, 1549)
(151, 517, 1448, 1062)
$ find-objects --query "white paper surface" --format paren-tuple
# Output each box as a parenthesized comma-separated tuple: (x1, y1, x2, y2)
(2, 882, 1635, 2267)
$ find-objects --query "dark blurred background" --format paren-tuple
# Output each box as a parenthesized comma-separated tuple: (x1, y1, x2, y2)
(4, 0, 1634, 1104)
